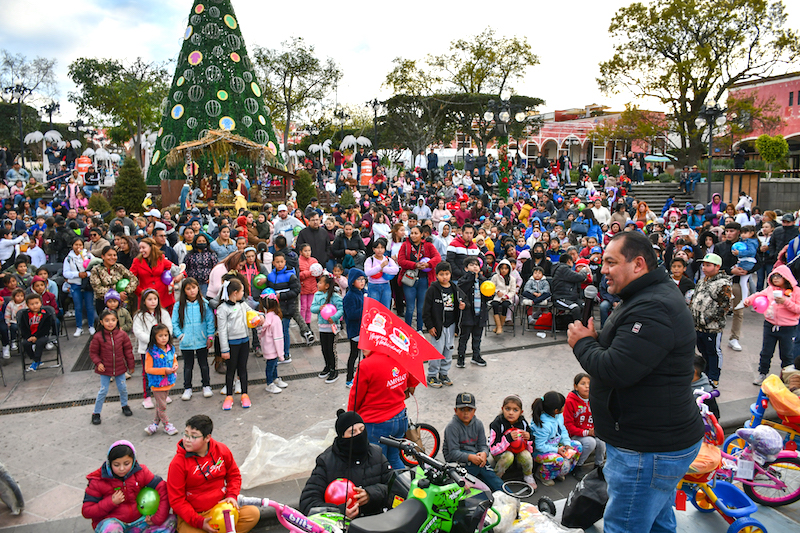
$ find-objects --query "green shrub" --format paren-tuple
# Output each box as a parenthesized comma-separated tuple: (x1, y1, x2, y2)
(744, 160, 766, 170)
(294, 170, 316, 212)
(609, 164, 620, 177)
(111, 157, 148, 217)
(454, 161, 464, 171)
(657, 173, 673, 183)
(339, 187, 355, 208)
(88, 192, 111, 218)
(712, 158, 733, 169)
(590, 163, 602, 180)
(644, 172, 656, 181)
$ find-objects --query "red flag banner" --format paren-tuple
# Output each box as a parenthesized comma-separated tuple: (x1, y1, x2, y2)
(358, 297, 443, 385)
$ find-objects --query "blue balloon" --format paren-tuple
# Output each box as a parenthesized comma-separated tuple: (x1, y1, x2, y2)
(732, 242, 747, 253)
(382, 272, 396, 281)
(261, 288, 276, 297)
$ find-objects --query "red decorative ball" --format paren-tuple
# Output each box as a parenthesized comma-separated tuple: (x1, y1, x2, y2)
(509, 438, 526, 454)
(324, 478, 358, 505)
(501, 177, 509, 183)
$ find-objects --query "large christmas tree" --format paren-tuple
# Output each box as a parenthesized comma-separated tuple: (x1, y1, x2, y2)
(147, 0, 282, 184)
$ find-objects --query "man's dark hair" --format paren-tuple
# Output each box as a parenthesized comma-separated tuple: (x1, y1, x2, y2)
(462, 223, 475, 232)
(186, 414, 213, 437)
(25, 293, 42, 304)
(435, 261, 451, 274)
(724, 222, 741, 231)
(274, 235, 287, 249)
(559, 253, 572, 264)
(609, 231, 658, 271)
(671, 257, 687, 268)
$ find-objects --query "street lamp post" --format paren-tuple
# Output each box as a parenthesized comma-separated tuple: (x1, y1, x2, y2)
(310, 126, 321, 165)
(695, 100, 727, 204)
(3, 78, 32, 167)
(367, 99, 380, 149)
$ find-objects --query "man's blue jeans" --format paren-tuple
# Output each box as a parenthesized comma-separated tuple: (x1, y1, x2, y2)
(602, 440, 701, 533)
(365, 409, 408, 470)
(83, 185, 99, 197)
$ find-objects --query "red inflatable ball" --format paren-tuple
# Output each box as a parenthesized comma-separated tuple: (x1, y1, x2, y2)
(324, 478, 358, 505)
(508, 438, 527, 454)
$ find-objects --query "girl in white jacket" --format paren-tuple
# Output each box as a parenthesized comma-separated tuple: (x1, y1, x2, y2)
(133, 288, 172, 410)
(216, 278, 251, 411)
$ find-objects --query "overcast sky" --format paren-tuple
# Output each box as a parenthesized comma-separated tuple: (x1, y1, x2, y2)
(1, 0, 797, 125)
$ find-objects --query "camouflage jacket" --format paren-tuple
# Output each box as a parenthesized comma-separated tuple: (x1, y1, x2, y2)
(691, 272, 733, 333)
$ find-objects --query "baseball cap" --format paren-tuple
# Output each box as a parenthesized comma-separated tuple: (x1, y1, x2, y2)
(695, 203, 705, 210)
(781, 213, 795, 223)
(700, 253, 722, 266)
(144, 209, 161, 218)
(590, 246, 603, 254)
(277, 204, 288, 212)
(153, 222, 167, 232)
(455, 392, 476, 409)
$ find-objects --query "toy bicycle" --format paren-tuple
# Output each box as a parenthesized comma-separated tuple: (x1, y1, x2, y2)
(400, 396, 441, 467)
(238, 435, 501, 533)
(677, 390, 769, 533)
(724, 374, 800, 454)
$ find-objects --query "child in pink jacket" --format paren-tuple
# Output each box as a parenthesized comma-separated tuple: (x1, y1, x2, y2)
(743, 264, 800, 383)
(258, 293, 288, 394)
(297, 243, 320, 325)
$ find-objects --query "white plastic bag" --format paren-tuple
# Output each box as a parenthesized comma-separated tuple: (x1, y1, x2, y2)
(509, 503, 584, 533)
(490, 490, 520, 533)
(240, 420, 336, 489)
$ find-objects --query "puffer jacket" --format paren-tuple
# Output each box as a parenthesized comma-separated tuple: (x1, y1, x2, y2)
(132, 309, 172, 355)
(531, 412, 572, 455)
(488, 414, 533, 456)
(266, 266, 301, 317)
(311, 291, 343, 333)
(491, 259, 517, 302)
(550, 262, 587, 302)
(217, 300, 249, 353)
(342, 269, 366, 338)
(172, 298, 215, 350)
(89, 263, 139, 301)
(299, 255, 320, 294)
(691, 271, 733, 332)
(89, 327, 134, 377)
(82, 457, 169, 529)
(744, 264, 800, 327)
(298, 442, 391, 517)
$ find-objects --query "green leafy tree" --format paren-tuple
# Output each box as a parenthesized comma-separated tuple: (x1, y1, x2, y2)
(111, 157, 148, 216)
(294, 169, 316, 212)
(68, 57, 168, 170)
(339, 187, 355, 209)
(755, 134, 789, 178)
(0, 50, 58, 105)
(0, 101, 41, 159)
(253, 37, 342, 157)
(598, 0, 799, 163)
(725, 93, 784, 148)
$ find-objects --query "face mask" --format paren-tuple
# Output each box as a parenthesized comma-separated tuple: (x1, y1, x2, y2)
(533, 252, 544, 259)
(195, 242, 208, 250)
(335, 430, 370, 458)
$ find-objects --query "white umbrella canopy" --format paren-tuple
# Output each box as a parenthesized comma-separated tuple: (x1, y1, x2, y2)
(82, 148, 95, 157)
(57, 141, 66, 149)
(110, 154, 121, 163)
(95, 148, 111, 161)
(24, 131, 43, 144)
(339, 135, 357, 151)
(287, 150, 297, 158)
(71, 140, 82, 148)
(356, 136, 372, 147)
(296, 150, 306, 158)
(44, 130, 62, 143)
(309, 144, 321, 153)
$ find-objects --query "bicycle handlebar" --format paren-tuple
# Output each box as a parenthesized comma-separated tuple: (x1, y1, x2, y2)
(380, 436, 466, 486)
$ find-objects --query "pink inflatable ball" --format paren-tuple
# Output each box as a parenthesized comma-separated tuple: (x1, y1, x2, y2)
(320, 303, 337, 320)
(752, 295, 769, 314)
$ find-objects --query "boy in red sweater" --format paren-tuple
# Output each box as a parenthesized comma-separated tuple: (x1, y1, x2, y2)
(167, 415, 259, 533)
(563, 373, 606, 480)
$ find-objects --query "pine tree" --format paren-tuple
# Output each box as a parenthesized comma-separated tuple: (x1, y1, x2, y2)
(294, 170, 316, 212)
(113, 157, 148, 216)
(147, 0, 283, 184)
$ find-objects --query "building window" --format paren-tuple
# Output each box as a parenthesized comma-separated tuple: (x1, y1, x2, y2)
(791, 91, 795, 106)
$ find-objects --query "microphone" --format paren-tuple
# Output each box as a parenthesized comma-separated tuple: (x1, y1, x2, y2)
(582, 285, 598, 327)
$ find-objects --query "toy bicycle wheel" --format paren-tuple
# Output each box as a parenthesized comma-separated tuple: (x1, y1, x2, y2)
(400, 423, 440, 467)
(727, 516, 766, 533)
(742, 455, 800, 507)
(690, 490, 716, 513)
(723, 434, 747, 456)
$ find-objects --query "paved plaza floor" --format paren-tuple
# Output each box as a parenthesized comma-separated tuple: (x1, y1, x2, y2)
(0, 309, 798, 531)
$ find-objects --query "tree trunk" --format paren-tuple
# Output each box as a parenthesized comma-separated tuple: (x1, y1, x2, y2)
(135, 116, 143, 168)
(283, 108, 292, 172)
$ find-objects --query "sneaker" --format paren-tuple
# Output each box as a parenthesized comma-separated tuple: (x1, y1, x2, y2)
(265, 382, 282, 394)
(241, 394, 251, 408)
(124, 371, 132, 380)
(142, 396, 154, 409)
(274, 378, 288, 388)
(711, 380, 719, 388)
(88, 326, 96, 335)
(439, 375, 453, 386)
(753, 373, 767, 386)
(536, 473, 554, 487)
(73, 328, 82, 337)
(728, 339, 742, 351)
(166, 395, 172, 404)
(471, 356, 487, 367)
(456, 358, 466, 368)
(144, 423, 158, 435)
(523, 474, 537, 489)
(318, 367, 331, 379)
(278, 356, 292, 365)
(181, 388, 193, 401)
(325, 371, 339, 384)
(303, 330, 315, 345)
(427, 376, 442, 388)
(233, 379, 242, 394)
(91, 413, 101, 425)
(64, 310, 75, 318)
(45, 342, 55, 351)
(202, 386, 213, 398)
(121, 406, 133, 417)
(27, 361, 41, 372)
(220, 385, 227, 395)
(345, 380, 353, 389)
(164, 423, 179, 436)
(556, 474, 566, 482)
(733, 301, 745, 311)
(2, 346, 9, 359)
(11, 341, 17, 350)
(222, 396, 234, 410)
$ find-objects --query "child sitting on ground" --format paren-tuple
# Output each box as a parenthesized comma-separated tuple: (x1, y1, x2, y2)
(443, 392, 504, 493)
(82, 440, 174, 532)
(563, 373, 606, 480)
(488, 395, 535, 488)
(531, 391, 582, 486)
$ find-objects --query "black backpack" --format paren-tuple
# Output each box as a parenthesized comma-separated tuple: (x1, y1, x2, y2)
(561, 465, 608, 529)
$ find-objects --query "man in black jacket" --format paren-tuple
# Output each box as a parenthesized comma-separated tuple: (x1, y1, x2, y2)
(534, 152, 549, 180)
(768, 213, 799, 265)
(550, 254, 588, 321)
(295, 212, 331, 265)
(299, 410, 390, 519)
(567, 231, 704, 533)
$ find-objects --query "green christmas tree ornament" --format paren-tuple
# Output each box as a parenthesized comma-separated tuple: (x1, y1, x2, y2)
(147, 0, 283, 184)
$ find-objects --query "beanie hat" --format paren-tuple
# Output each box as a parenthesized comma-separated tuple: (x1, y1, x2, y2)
(335, 409, 364, 438)
(104, 290, 121, 304)
(236, 215, 248, 228)
(575, 258, 590, 267)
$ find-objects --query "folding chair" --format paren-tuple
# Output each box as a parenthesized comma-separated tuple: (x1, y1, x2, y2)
(20, 306, 64, 381)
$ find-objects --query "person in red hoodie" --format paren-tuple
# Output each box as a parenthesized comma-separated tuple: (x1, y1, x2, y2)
(82, 440, 173, 532)
(167, 415, 259, 533)
(563, 373, 605, 480)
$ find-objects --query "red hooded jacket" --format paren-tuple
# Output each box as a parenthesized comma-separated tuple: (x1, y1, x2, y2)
(563, 390, 594, 438)
(82, 460, 169, 529)
(167, 438, 242, 530)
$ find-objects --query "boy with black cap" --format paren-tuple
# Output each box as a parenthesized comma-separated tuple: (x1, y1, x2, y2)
(443, 392, 503, 492)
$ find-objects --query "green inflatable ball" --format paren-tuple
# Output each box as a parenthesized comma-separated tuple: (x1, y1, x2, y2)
(136, 487, 160, 516)
(116, 278, 130, 293)
(254, 274, 267, 290)
(293, 226, 302, 237)
(578, 203, 586, 211)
